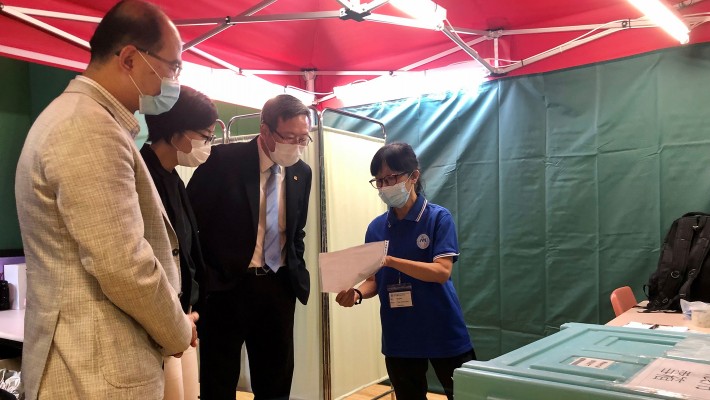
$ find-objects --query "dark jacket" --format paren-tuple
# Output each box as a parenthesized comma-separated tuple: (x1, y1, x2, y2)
(186, 138, 312, 305)
(140, 143, 207, 312)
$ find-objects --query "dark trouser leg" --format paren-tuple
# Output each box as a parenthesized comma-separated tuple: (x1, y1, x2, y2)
(384, 356, 429, 400)
(198, 290, 246, 400)
(244, 269, 296, 400)
(430, 348, 476, 400)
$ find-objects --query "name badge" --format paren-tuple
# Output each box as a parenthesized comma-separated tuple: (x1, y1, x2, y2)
(387, 282, 413, 308)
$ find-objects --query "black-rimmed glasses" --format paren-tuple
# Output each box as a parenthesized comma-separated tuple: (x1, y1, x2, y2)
(271, 128, 313, 146)
(369, 172, 408, 189)
(194, 129, 216, 145)
(135, 47, 182, 79)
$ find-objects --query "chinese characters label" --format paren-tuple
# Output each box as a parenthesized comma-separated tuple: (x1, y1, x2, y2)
(625, 357, 710, 399)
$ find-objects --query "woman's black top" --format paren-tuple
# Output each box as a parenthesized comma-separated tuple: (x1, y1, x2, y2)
(140, 143, 205, 312)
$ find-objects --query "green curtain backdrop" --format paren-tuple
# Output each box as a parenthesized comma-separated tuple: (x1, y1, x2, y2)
(0, 60, 76, 251)
(0, 57, 257, 251)
(330, 42, 710, 361)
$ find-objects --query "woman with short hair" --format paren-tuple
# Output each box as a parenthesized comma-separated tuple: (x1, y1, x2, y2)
(142, 85, 218, 400)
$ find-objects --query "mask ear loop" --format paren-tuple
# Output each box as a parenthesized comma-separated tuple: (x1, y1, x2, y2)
(170, 132, 186, 154)
(175, 130, 208, 155)
(128, 51, 158, 97)
(404, 171, 414, 187)
(128, 74, 144, 96)
(408, 170, 421, 190)
(136, 51, 165, 80)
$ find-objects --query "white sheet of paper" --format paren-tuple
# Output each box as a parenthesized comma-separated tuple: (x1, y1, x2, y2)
(624, 357, 710, 398)
(319, 241, 388, 293)
(623, 322, 689, 332)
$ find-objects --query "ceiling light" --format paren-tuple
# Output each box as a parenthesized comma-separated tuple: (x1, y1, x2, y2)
(628, 0, 690, 44)
(333, 62, 487, 107)
(390, 0, 447, 27)
(180, 62, 314, 109)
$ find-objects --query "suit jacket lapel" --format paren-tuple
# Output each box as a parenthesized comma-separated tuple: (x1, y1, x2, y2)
(244, 139, 261, 233)
(284, 164, 299, 236)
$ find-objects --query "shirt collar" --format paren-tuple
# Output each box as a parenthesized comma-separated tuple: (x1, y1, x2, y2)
(387, 194, 427, 225)
(257, 136, 279, 174)
(75, 75, 140, 138)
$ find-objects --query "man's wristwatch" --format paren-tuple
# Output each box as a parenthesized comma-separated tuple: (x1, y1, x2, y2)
(353, 288, 363, 305)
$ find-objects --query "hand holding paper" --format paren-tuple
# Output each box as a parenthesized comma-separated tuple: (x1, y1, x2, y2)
(319, 241, 388, 293)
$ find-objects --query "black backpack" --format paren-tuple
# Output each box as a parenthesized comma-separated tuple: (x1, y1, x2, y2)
(645, 212, 710, 311)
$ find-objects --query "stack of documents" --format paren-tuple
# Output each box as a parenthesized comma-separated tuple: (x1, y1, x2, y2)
(319, 241, 388, 293)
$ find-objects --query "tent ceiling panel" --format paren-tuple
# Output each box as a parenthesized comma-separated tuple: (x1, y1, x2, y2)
(2, 0, 709, 99)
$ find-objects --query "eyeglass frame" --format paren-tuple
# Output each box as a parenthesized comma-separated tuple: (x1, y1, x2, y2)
(192, 128, 216, 145)
(134, 46, 182, 79)
(270, 127, 313, 146)
(369, 172, 410, 189)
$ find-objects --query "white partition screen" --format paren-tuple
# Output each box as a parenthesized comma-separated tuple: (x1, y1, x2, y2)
(321, 127, 387, 399)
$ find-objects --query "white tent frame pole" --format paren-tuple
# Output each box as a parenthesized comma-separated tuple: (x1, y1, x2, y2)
(3, 3, 710, 89)
(400, 36, 488, 71)
(496, 14, 710, 74)
(173, 11, 342, 26)
(0, 44, 87, 70)
(497, 27, 624, 75)
(0, 4, 254, 78)
(182, 0, 279, 50)
(176, 11, 441, 31)
(1, 5, 90, 49)
(241, 69, 395, 75)
(335, 0, 391, 14)
(182, 23, 233, 51)
(1, 6, 101, 23)
(169, 10, 710, 78)
(187, 47, 242, 74)
(440, 25, 496, 73)
(6, 4, 700, 37)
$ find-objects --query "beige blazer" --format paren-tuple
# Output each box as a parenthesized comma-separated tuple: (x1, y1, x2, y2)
(15, 77, 192, 400)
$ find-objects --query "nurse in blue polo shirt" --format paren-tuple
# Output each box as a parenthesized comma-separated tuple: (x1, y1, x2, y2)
(336, 142, 475, 400)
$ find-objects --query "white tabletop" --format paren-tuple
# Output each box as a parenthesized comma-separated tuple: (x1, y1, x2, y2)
(606, 302, 710, 334)
(0, 309, 24, 342)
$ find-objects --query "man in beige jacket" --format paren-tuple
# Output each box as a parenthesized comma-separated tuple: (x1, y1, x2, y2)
(15, 1, 195, 398)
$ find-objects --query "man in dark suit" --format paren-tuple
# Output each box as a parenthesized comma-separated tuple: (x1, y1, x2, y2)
(186, 94, 312, 400)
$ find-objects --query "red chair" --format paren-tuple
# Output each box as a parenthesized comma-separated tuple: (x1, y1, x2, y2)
(610, 286, 638, 317)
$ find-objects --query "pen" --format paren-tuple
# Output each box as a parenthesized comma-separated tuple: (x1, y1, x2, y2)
(649, 324, 673, 329)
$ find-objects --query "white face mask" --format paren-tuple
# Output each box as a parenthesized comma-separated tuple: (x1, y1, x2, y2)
(176, 139, 211, 167)
(378, 179, 412, 208)
(270, 141, 305, 167)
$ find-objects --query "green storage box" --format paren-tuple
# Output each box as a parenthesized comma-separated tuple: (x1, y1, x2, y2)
(454, 323, 710, 399)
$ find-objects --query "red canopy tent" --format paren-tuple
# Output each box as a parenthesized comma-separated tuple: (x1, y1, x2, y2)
(2, 0, 710, 106)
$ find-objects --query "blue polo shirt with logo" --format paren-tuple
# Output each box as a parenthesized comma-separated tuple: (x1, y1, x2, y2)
(365, 194, 473, 358)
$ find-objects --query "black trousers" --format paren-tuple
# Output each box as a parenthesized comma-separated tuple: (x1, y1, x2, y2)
(198, 268, 296, 400)
(385, 348, 476, 400)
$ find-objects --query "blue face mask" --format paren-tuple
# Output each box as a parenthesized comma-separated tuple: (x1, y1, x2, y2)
(137, 77, 180, 115)
(130, 52, 180, 115)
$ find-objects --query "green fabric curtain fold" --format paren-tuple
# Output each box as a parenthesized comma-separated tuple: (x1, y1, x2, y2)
(332, 42, 710, 361)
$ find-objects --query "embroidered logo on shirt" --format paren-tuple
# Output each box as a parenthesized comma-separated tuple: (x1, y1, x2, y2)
(416, 233, 430, 249)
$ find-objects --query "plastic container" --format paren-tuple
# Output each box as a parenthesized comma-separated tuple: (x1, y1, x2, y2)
(454, 323, 710, 400)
